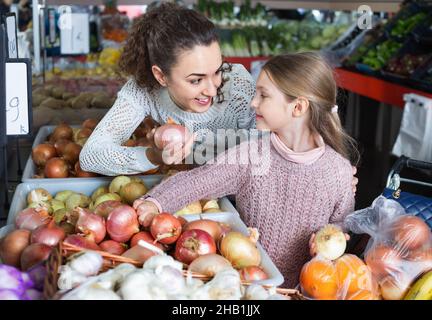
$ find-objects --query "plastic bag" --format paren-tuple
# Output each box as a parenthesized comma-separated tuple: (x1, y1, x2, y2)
(345, 196, 432, 300)
(392, 93, 432, 162)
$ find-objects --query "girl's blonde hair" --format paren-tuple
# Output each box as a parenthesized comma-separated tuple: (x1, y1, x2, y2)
(262, 52, 360, 165)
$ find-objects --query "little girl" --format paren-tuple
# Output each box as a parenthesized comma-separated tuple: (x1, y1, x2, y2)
(133, 52, 359, 288)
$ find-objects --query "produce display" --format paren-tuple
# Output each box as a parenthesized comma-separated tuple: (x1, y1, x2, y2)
(345, 196, 432, 300)
(57, 253, 289, 300)
(29, 117, 193, 178)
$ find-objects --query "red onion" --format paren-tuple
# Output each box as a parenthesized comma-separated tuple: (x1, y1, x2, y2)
(99, 240, 127, 255)
(153, 124, 191, 149)
(64, 235, 101, 251)
(239, 266, 268, 281)
(15, 208, 50, 231)
(174, 229, 217, 265)
(75, 208, 106, 243)
(106, 205, 140, 243)
(20, 243, 52, 271)
(150, 213, 182, 245)
(130, 231, 165, 251)
(31, 220, 66, 247)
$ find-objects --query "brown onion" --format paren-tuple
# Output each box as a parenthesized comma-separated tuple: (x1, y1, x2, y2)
(106, 205, 140, 243)
(99, 240, 127, 255)
(76, 128, 92, 141)
(64, 234, 101, 250)
(20, 243, 52, 271)
(122, 139, 136, 147)
(82, 119, 98, 130)
(44, 157, 69, 178)
(31, 220, 66, 247)
(62, 143, 82, 164)
(153, 124, 191, 149)
(32, 144, 57, 167)
(75, 208, 106, 243)
(74, 162, 98, 177)
(183, 219, 223, 242)
(51, 124, 73, 142)
(188, 253, 232, 277)
(15, 208, 50, 231)
(0, 229, 31, 268)
(54, 138, 71, 156)
(94, 200, 123, 219)
(220, 231, 261, 269)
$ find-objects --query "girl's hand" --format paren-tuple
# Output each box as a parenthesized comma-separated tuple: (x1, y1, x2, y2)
(351, 166, 358, 195)
(133, 199, 160, 227)
(309, 232, 350, 257)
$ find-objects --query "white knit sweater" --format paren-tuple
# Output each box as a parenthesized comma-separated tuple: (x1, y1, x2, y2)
(80, 64, 257, 176)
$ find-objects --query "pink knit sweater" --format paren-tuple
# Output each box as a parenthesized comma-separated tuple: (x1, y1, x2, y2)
(147, 136, 355, 288)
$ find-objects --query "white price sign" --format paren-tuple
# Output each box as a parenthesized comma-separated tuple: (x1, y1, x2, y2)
(60, 13, 90, 55)
(5, 14, 18, 59)
(5, 61, 31, 136)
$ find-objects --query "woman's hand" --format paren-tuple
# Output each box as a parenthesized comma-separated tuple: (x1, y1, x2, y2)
(309, 232, 350, 257)
(145, 129, 195, 166)
(133, 199, 160, 227)
(351, 166, 359, 195)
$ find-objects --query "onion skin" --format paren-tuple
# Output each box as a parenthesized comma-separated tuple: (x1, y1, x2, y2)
(188, 253, 232, 277)
(82, 119, 98, 130)
(75, 208, 106, 244)
(0, 229, 31, 268)
(15, 208, 50, 231)
(74, 162, 98, 177)
(64, 235, 101, 251)
(153, 124, 190, 149)
(44, 157, 70, 178)
(99, 240, 127, 255)
(239, 266, 268, 282)
(150, 213, 182, 245)
(121, 245, 156, 264)
(220, 231, 261, 269)
(32, 144, 57, 167)
(94, 200, 123, 219)
(106, 205, 140, 243)
(31, 220, 66, 247)
(20, 243, 52, 271)
(174, 229, 217, 265)
(392, 216, 431, 251)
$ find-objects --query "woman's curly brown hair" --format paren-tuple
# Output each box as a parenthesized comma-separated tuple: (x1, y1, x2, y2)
(120, 3, 222, 94)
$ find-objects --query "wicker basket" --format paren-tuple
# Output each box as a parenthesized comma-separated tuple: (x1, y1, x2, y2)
(43, 242, 305, 300)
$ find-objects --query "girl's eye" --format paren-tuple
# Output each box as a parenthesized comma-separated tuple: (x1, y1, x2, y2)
(215, 69, 222, 75)
(190, 79, 201, 85)
(261, 94, 267, 99)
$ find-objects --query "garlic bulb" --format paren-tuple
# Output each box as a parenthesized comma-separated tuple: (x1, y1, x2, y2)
(143, 255, 183, 272)
(96, 264, 137, 291)
(64, 283, 120, 300)
(154, 265, 186, 295)
(243, 284, 269, 300)
(68, 251, 103, 276)
(190, 268, 243, 300)
(57, 265, 88, 290)
(119, 270, 155, 300)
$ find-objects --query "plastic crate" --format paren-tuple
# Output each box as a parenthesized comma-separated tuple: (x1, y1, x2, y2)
(6, 177, 284, 287)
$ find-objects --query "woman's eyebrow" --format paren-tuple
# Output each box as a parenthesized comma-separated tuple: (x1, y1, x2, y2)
(186, 62, 224, 78)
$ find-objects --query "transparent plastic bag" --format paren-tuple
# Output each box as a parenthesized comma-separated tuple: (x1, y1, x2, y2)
(299, 254, 377, 300)
(345, 196, 432, 300)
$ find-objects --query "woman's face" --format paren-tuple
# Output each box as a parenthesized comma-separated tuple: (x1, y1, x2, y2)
(165, 41, 223, 113)
(251, 70, 293, 131)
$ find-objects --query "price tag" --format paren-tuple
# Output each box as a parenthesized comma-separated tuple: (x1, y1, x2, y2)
(48, 8, 57, 45)
(5, 13, 18, 59)
(5, 59, 32, 136)
(60, 13, 90, 55)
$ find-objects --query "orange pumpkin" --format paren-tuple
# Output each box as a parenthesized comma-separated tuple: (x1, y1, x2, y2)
(300, 258, 339, 300)
(336, 254, 374, 294)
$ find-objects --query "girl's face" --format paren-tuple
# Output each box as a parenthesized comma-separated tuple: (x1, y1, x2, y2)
(164, 41, 223, 113)
(251, 70, 294, 131)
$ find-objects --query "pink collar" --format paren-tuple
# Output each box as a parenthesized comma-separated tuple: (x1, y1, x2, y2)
(270, 132, 325, 165)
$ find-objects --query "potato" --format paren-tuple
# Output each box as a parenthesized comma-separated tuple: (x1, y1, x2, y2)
(62, 92, 75, 100)
(39, 97, 67, 109)
(32, 87, 51, 96)
(71, 93, 94, 109)
(32, 94, 48, 107)
(51, 86, 66, 99)
(91, 93, 114, 109)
